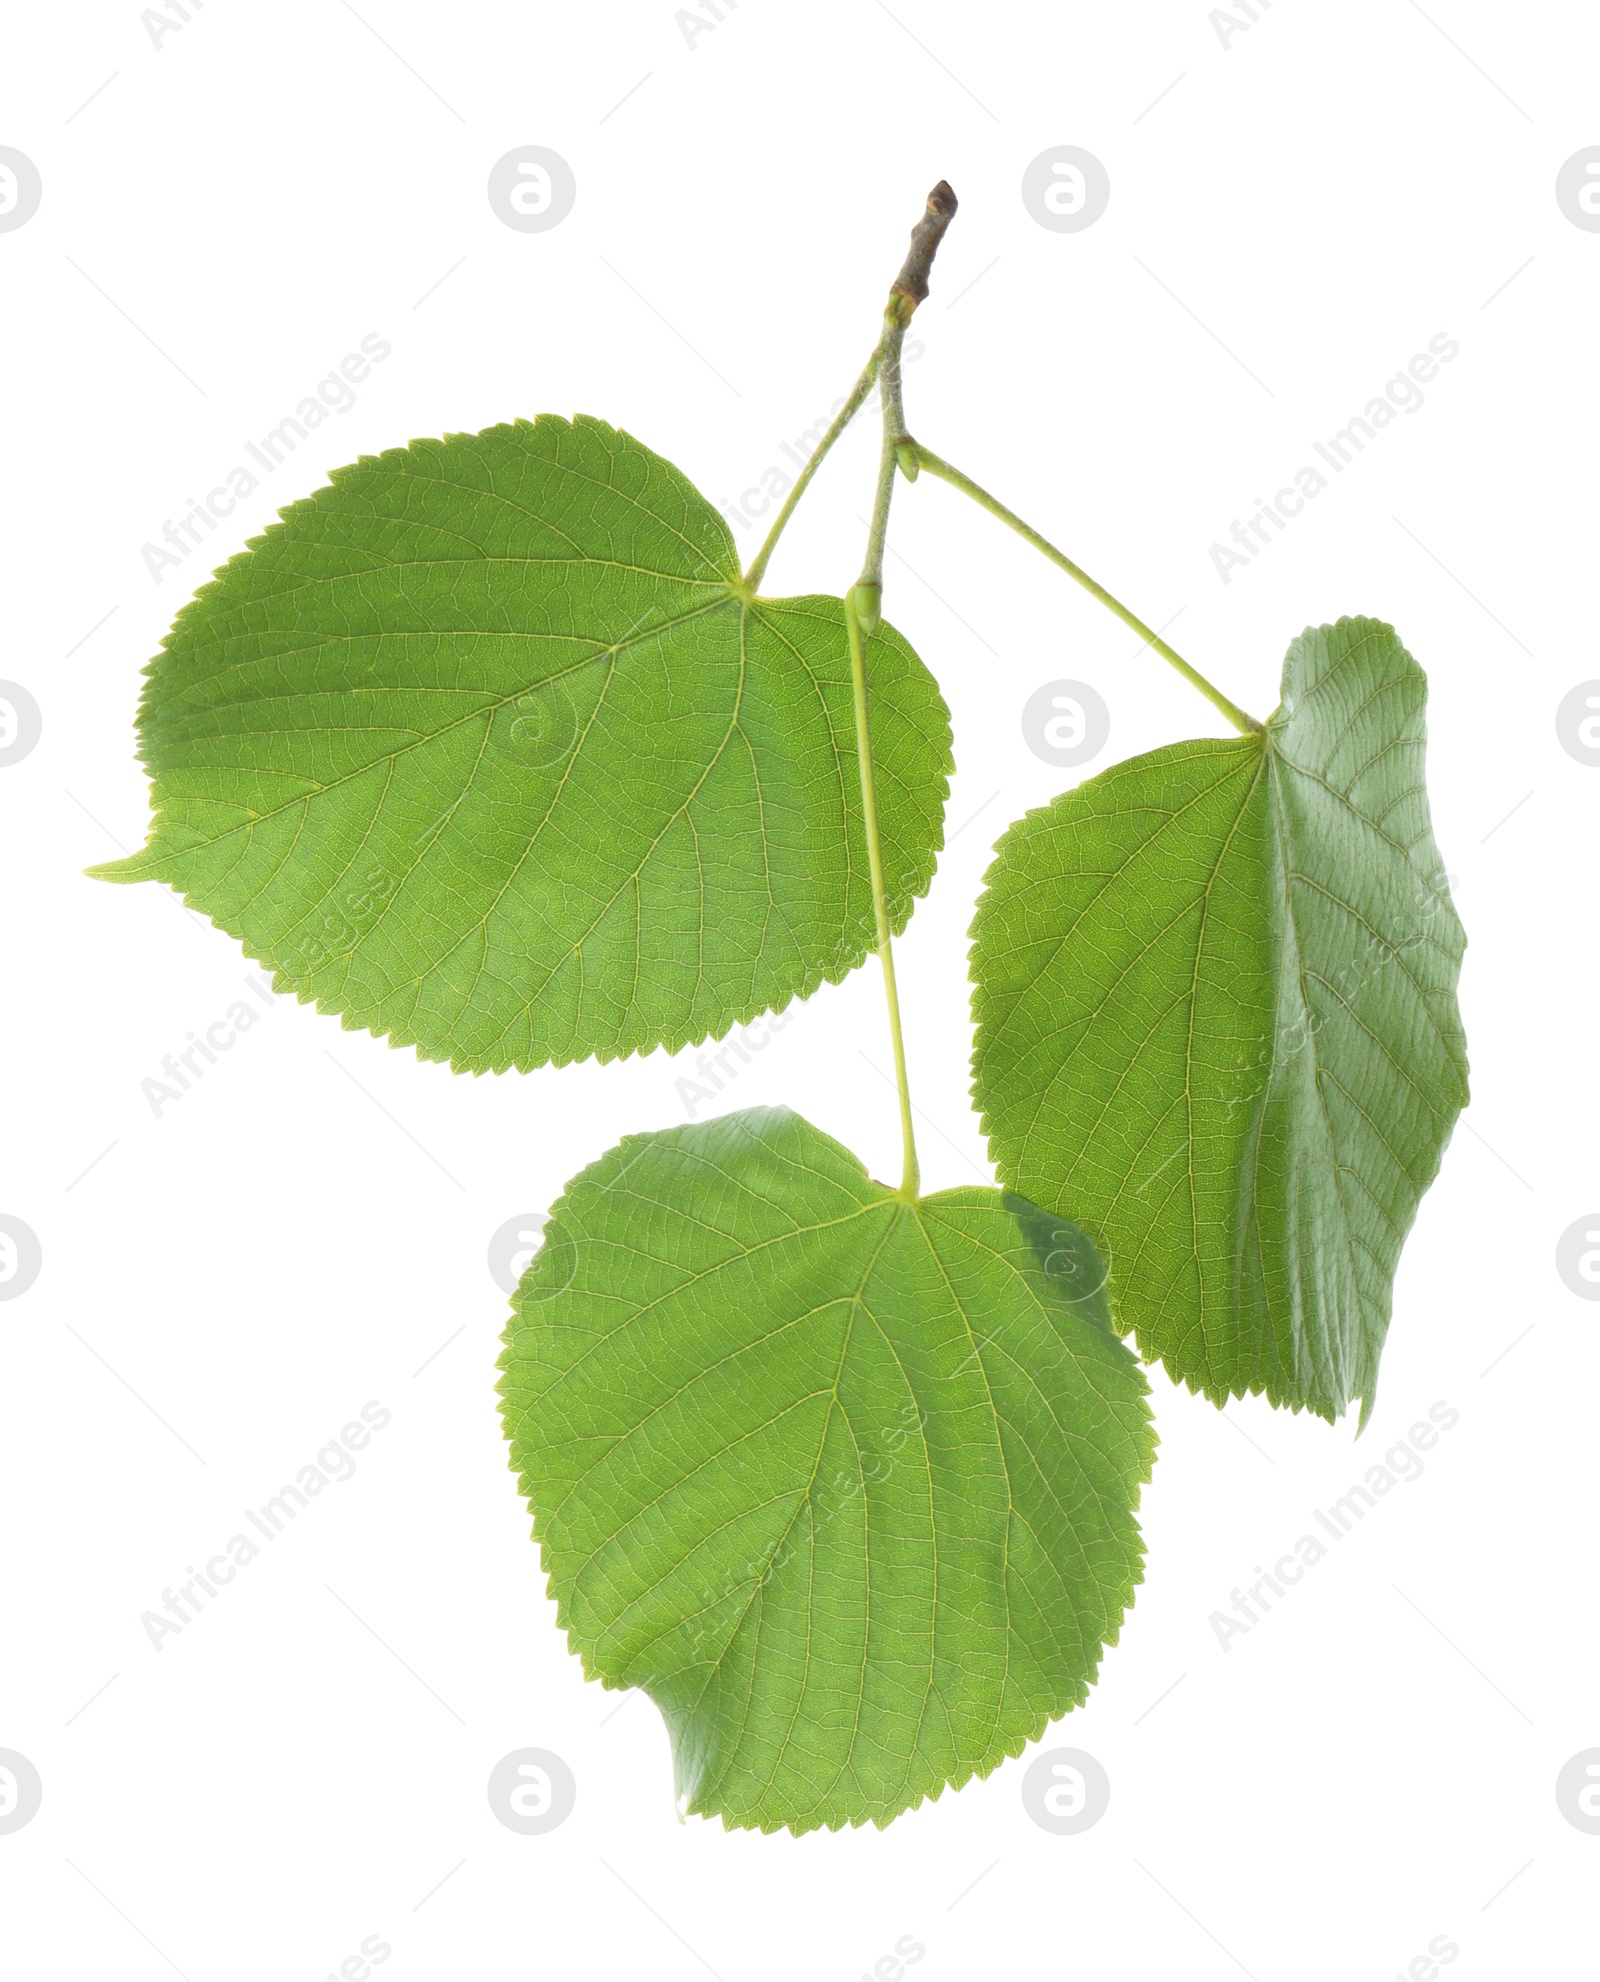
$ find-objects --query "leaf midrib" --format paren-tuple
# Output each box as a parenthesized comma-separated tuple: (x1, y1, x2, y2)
(602, 1191, 1043, 1820)
(678, 1201, 903, 1809)
(141, 591, 740, 801)
(1260, 733, 1370, 1402)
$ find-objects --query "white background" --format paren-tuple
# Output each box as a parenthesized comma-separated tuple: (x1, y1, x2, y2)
(3, 2, 1596, 1976)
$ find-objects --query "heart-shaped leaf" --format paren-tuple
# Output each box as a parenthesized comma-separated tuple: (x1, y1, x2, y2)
(970, 618, 1468, 1423)
(497, 1106, 1153, 1834)
(92, 417, 951, 1070)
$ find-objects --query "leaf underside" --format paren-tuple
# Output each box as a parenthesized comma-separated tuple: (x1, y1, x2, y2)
(497, 1106, 1154, 1834)
(93, 416, 952, 1071)
(971, 618, 1469, 1423)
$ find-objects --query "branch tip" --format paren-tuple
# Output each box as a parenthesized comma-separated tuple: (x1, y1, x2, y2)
(889, 181, 959, 314)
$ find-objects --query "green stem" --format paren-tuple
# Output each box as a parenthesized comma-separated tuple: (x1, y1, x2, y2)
(856, 319, 905, 610)
(759, 184, 961, 1198)
(845, 584, 920, 1200)
(911, 445, 1264, 737)
(741, 344, 884, 595)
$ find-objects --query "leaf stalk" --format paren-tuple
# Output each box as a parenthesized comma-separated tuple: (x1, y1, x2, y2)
(741, 346, 883, 595)
(909, 445, 1264, 737)
(845, 584, 920, 1200)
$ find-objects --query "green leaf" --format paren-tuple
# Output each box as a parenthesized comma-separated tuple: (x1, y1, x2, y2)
(497, 1106, 1153, 1834)
(970, 618, 1468, 1424)
(92, 417, 951, 1070)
